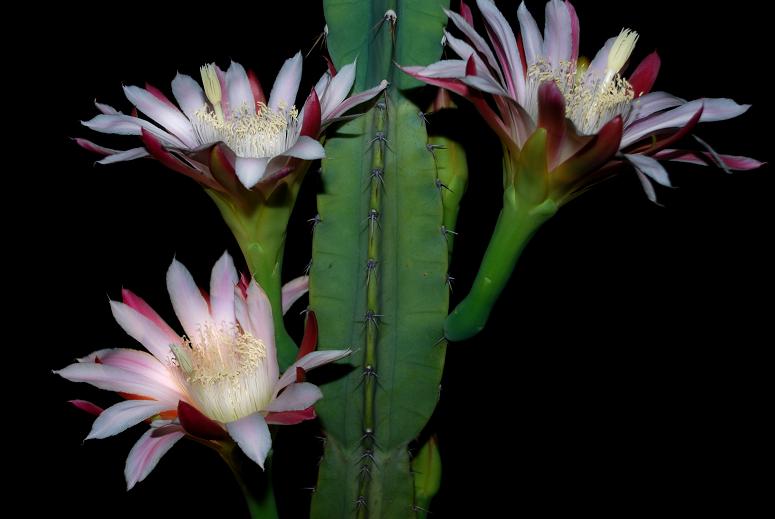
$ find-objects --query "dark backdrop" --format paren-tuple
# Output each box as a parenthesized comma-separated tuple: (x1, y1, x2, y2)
(27, 1, 770, 517)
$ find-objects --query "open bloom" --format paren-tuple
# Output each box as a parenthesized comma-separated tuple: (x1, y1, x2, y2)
(78, 53, 387, 189)
(56, 252, 349, 488)
(403, 0, 761, 203)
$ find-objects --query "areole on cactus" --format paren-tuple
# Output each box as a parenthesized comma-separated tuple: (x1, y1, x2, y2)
(59, 0, 762, 518)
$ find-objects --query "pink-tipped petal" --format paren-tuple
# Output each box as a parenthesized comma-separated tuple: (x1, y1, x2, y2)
(226, 61, 256, 115)
(97, 147, 149, 164)
(144, 82, 177, 109)
(400, 66, 471, 98)
(171, 73, 207, 120)
(622, 98, 750, 148)
(265, 407, 316, 425)
(269, 52, 303, 112)
(281, 276, 309, 314)
(55, 363, 181, 404)
(443, 8, 502, 77)
(123, 85, 198, 148)
(87, 399, 171, 440)
(247, 68, 267, 108)
(629, 51, 661, 98)
(209, 251, 238, 327)
(281, 136, 325, 160)
(566, 1, 580, 61)
(517, 1, 544, 66)
(544, 0, 573, 68)
(266, 382, 323, 412)
(626, 91, 685, 124)
(109, 301, 179, 362)
(121, 289, 178, 339)
(69, 399, 104, 416)
(178, 400, 228, 440)
(460, 0, 474, 25)
(655, 149, 764, 170)
(74, 137, 120, 156)
(226, 412, 271, 469)
(95, 100, 120, 115)
(166, 257, 213, 339)
(235, 157, 269, 188)
(80, 348, 182, 395)
(125, 428, 185, 490)
(274, 349, 351, 393)
(300, 89, 321, 138)
(139, 129, 221, 191)
(320, 59, 356, 119)
(247, 280, 279, 382)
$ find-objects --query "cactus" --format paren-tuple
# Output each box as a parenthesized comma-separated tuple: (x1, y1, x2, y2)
(309, 1, 454, 516)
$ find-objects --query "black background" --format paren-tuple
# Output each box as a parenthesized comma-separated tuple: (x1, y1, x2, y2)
(24, 1, 771, 517)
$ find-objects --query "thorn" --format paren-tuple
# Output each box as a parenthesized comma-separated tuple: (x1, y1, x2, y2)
(362, 364, 378, 380)
(355, 495, 368, 511)
(368, 131, 392, 151)
(426, 143, 446, 156)
(358, 449, 376, 463)
(365, 258, 378, 283)
(306, 25, 328, 57)
(366, 208, 381, 232)
(304, 259, 313, 275)
(358, 464, 372, 481)
(363, 310, 383, 329)
(435, 178, 452, 193)
(369, 167, 385, 188)
(376, 100, 386, 111)
(412, 504, 432, 513)
(308, 213, 321, 230)
(445, 273, 455, 292)
(303, 486, 317, 493)
(440, 225, 458, 242)
(315, 435, 327, 446)
(434, 336, 448, 347)
(418, 111, 431, 126)
(300, 306, 311, 316)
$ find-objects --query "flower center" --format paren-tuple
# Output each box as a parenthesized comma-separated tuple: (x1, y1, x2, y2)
(193, 103, 299, 159)
(525, 29, 639, 135)
(171, 324, 275, 423)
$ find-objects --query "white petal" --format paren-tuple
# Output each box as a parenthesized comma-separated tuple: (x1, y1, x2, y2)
(125, 428, 185, 490)
(235, 157, 269, 188)
(55, 363, 181, 404)
(87, 400, 171, 440)
(226, 412, 271, 469)
(266, 382, 322, 412)
(635, 170, 658, 203)
(226, 61, 255, 113)
(587, 37, 616, 77)
(313, 71, 331, 101)
(517, 1, 544, 66)
(622, 98, 750, 148)
(625, 154, 672, 187)
(320, 60, 356, 119)
(324, 80, 388, 122)
(79, 347, 181, 395)
(269, 52, 303, 111)
(97, 147, 149, 164)
(123, 85, 198, 147)
(625, 92, 685, 125)
(477, 0, 525, 101)
(247, 280, 279, 382)
(274, 349, 351, 393)
(544, 0, 573, 68)
(171, 73, 207, 120)
(443, 8, 502, 81)
(282, 136, 325, 160)
(166, 258, 212, 339)
(82, 114, 185, 148)
(95, 100, 120, 115)
(281, 276, 309, 314)
(209, 251, 238, 327)
(110, 301, 179, 362)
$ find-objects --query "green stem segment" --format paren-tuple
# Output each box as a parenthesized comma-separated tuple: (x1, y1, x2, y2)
(444, 192, 557, 341)
(220, 444, 279, 519)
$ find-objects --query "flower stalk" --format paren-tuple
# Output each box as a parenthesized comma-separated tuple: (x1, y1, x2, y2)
(219, 443, 279, 519)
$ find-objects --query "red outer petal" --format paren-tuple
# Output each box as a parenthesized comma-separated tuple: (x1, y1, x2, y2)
(151, 424, 186, 438)
(628, 104, 704, 156)
(131, 107, 138, 118)
(73, 137, 116, 157)
(465, 54, 477, 77)
(121, 288, 174, 335)
(296, 311, 318, 360)
(655, 149, 764, 170)
(550, 116, 623, 195)
(238, 273, 250, 299)
(537, 81, 567, 168)
(141, 129, 222, 191)
(300, 89, 321, 138)
(629, 51, 661, 98)
(145, 82, 177, 109)
(459, 0, 473, 25)
(296, 367, 307, 383)
(178, 401, 228, 440)
(324, 56, 337, 76)
(68, 399, 103, 416)
(247, 69, 267, 109)
(517, 34, 527, 75)
(265, 406, 317, 425)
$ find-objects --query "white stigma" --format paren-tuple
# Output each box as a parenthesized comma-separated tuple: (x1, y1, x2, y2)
(607, 29, 639, 77)
(172, 324, 275, 423)
(192, 102, 299, 159)
(200, 63, 224, 122)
